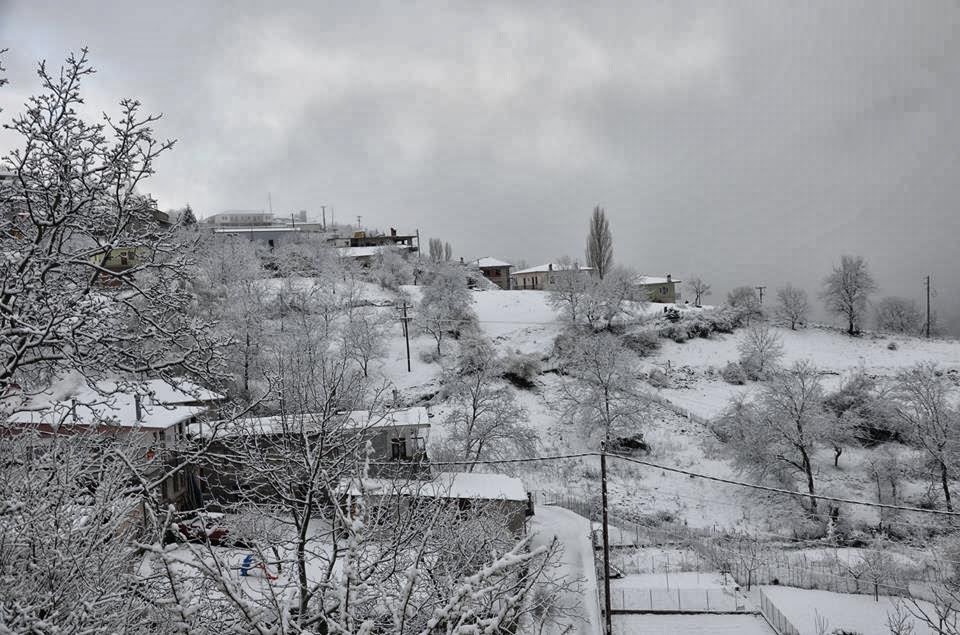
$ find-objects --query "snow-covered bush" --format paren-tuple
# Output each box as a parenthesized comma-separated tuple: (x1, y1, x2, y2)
(887, 341, 898, 351)
(623, 330, 661, 357)
(646, 368, 671, 388)
(721, 361, 748, 385)
(502, 352, 541, 388)
(419, 348, 441, 364)
(660, 323, 689, 343)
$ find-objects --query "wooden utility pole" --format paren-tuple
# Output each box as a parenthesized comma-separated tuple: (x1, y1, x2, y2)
(321, 205, 327, 231)
(755, 285, 766, 305)
(600, 441, 612, 635)
(400, 302, 412, 372)
(926, 275, 932, 338)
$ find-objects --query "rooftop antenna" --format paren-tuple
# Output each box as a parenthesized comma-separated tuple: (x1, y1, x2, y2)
(357, 215, 362, 229)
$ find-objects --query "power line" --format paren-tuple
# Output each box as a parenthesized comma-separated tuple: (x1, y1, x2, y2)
(372, 451, 960, 517)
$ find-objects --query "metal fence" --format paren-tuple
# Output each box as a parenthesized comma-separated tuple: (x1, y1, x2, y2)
(610, 587, 742, 613)
(759, 588, 801, 635)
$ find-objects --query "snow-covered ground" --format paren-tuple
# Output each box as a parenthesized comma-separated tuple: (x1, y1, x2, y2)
(650, 325, 960, 419)
(758, 586, 936, 635)
(611, 614, 774, 635)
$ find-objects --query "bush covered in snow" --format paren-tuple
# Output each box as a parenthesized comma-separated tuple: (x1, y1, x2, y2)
(419, 348, 441, 364)
(502, 352, 541, 388)
(646, 368, 671, 388)
(721, 361, 748, 385)
(622, 330, 661, 357)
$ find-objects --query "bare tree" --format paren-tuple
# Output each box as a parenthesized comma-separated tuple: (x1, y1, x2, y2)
(546, 256, 592, 324)
(876, 296, 923, 334)
(416, 263, 476, 356)
(444, 240, 453, 262)
(585, 205, 613, 279)
(737, 322, 784, 380)
(716, 361, 828, 513)
(821, 255, 878, 335)
(775, 284, 810, 330)
(428, 237, 445, 263)
(558, 332, 647, 445)
(894, 363, 960, 512)
(687, 276, 712, 307)
(439, 335, 536, 470)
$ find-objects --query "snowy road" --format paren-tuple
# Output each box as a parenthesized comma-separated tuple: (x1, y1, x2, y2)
(530, 506, 603, 635)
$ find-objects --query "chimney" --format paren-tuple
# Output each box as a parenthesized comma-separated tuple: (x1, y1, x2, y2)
(134, 393, 143, 422)
(548, 263, 553, 271)
(390, 227, 397, 236)
(459, 256, 464, 264)
(667, 274, 672, 282)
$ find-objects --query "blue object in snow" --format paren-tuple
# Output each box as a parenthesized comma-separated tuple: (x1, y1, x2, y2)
(240, 553, 255, 577)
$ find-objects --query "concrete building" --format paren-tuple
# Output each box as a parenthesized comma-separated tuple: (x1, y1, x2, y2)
(203, 210, 276, 227)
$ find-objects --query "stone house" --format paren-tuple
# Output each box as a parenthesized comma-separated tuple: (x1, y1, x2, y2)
(470, 257, 513, 290)
(510, 262, 594, 290)
(632, 274, 681, 303)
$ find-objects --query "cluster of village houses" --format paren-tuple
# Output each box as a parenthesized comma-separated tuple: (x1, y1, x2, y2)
(3, 203, 681, 566)
(201, 208, 682, 302)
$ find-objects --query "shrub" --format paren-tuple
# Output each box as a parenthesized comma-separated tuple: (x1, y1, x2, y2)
(502, 352, 541, 389)
(721, 361, 748, 385)
(623, 330, 661, 357)
(419, 348, 440, 364)
(660, 323, 689, 343)
(664, 307, 682, 322)
(887, 341, 898, 351)
(647, 368, 671, 388)
(611, 433, 649, 454)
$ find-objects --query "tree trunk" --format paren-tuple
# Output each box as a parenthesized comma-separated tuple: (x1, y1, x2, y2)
(834, 446, 842, 468)
(801, 450, 817, 513)
(941, 461, 953, 512)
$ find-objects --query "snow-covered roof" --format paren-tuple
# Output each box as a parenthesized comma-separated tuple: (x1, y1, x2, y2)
(6, 378, 218, 431)
(633, 275, 679, 285)
(344, 407, 429, 429)
(343, 472, 528, 502)
(188, 407, 430, 439)
(472, 257, 513, 269)
(511, 263, 594, 276)
(212, 226, 301, 233)
(337, 245, 413, 258)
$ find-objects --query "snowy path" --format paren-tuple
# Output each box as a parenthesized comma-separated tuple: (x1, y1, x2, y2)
(530, 506, 603, 635)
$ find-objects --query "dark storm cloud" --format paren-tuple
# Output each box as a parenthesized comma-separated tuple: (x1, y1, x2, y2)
(1, 0, 959, 330)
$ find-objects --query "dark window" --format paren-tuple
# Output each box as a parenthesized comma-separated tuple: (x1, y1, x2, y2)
(268, 239, 275, 249)
(391, 437, 407, 460)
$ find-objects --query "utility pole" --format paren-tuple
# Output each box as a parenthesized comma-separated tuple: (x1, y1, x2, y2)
(267, 192, 273, 215)
(926, 275, 932, 338)
(400, 301, 412, 373)
(321, 205, 327, 231)
(755, 285, 766, 305)
(600, 441, 612, 635)
(290, 212, 295, 228)
(356, 215, 362, 229)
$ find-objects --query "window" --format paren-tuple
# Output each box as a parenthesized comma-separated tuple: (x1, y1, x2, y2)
(660, 286, 668, 294)
(391, 437, 407, 460)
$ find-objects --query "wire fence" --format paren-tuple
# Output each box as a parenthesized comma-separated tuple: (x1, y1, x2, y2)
(759, 588, 801, 635)
(610, 586, 742, 613)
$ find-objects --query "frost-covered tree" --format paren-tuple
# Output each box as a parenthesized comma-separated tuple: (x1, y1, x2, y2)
(875, 296, 923, 334)
(775, 284, 810, 330)
(343, 306, 389, 378)
(585, 205, 613, 279)
(416, 263, 476, 356)
(0, 49, 219, 394)
(737, 322, 784, 380)
(372, 246, 413, 290)
(894, 363, 960, 512)
(546, 256, 592, 324)
(716, 361, 828, 513)
(439, 335, 535, 470)
(727, 286, 761, 318)
(582, 267, 642, 331)
(558, 332, 647, 444)
(687, 276, 711, 307)
(821, 255, 878, 335)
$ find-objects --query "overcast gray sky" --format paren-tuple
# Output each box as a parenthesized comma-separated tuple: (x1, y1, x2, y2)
(1, 1, 959, 332)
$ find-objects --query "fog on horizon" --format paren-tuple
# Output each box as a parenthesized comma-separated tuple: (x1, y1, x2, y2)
(1, 1, 958, 333)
